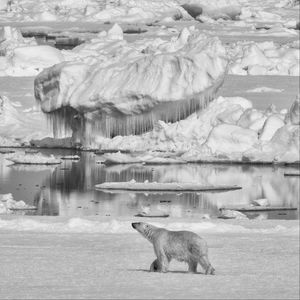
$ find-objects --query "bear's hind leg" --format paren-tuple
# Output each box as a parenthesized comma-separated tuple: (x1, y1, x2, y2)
(188, 260, 197, 273)
(150, 259, 160, 272)
(199, 255, 215, 275)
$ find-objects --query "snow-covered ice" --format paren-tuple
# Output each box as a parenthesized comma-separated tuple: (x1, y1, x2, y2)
(95, 180, 241, 192)
(0, 216, 298, 299)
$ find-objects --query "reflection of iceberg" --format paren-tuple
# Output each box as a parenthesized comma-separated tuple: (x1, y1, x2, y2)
(32, 154, 299, 218)
(34, 28, 227, 147)
(9, 164, 58, 172)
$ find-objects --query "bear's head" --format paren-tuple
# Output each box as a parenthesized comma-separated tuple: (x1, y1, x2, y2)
(132, 222, 157, 242)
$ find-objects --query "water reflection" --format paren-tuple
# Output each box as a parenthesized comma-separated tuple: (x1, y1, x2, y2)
(0, 150, 299, 219)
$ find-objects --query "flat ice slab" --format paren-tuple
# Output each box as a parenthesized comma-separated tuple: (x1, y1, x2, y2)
(222, 206, 298, 212)
(284, 172, 300, 177)
(6, 153, 61, 165)
(95, 181, 242, 192)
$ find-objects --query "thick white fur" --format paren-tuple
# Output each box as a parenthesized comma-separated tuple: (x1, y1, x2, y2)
(132, 222, 215, 275)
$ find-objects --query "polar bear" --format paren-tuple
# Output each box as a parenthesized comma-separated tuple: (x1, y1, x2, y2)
(132, 222, 215, 275)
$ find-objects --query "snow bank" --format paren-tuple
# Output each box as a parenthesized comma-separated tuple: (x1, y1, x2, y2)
(229, 41, 300, 76)
(35, 27, 227, 142)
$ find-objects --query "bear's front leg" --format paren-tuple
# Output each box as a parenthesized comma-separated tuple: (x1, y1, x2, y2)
(150, 259, 160, 272)
(153, 243, 169, 273)
(157, 253, 169, 273)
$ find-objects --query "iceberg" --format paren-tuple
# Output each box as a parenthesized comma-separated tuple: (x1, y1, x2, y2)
(34, 28, 227, 147)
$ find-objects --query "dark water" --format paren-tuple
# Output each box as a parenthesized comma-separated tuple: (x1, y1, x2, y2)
(0, 149, 299, 220)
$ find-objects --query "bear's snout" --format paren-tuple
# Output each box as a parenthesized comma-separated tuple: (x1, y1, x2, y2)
(132, 222, 140, 229)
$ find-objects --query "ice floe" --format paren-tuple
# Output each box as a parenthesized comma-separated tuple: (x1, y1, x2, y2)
(6, 153, 61, 165)
(246, 87, 284, 93)
(0, 193, 36, 214)
(218, 209, 248, 219)
(95, 180, 241, 192)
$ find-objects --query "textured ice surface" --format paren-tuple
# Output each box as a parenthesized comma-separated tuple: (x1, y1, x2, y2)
(228, 40, 300, 76)
(99, 96, 300, 164)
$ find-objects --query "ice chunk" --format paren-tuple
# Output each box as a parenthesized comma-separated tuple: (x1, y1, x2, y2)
(107, 23, 123, 40)
(286, 96, 300, 125)
(260, 115, 285, 142)
(12, 45, 64, 71)
(205, 124, 258, 154)
(218, 209, 248, 219)
(252, 198, 270, 207)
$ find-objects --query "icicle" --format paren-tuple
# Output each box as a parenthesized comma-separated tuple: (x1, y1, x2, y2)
(46, 72, 224, 147)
